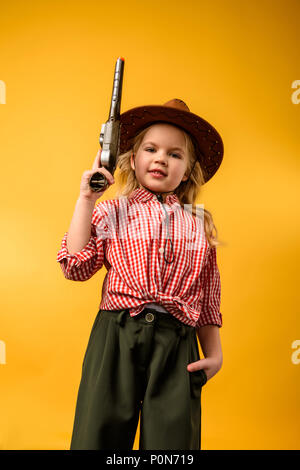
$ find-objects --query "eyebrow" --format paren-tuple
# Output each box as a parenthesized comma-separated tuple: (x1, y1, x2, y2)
(142, 141, 185, 152)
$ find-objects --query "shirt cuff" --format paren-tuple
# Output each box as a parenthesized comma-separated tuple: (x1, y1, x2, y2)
(56, 230, 98, 269)
(196, 310, 223, 328)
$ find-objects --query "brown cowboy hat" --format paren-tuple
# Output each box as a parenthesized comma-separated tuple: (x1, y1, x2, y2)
(119, 98, 224, 184)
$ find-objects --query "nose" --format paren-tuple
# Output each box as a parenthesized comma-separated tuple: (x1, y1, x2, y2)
(154, 151, 168, 165)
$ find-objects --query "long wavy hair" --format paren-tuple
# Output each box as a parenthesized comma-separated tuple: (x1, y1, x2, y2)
(114, 123, 221, 247)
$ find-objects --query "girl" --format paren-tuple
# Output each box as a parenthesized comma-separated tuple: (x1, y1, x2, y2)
(57, 98, 224, 450)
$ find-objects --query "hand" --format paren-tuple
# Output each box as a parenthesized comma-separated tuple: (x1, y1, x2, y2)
(187, 356, 222, 381)
(79, 149, 115, 203)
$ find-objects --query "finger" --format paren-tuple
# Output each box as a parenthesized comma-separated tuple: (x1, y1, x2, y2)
(92, 149, 102, 170)
(94, 167, 115, 184)
(84, 167, 114, 181)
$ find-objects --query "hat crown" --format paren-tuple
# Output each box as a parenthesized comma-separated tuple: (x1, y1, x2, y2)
(163, 98, 190, 113)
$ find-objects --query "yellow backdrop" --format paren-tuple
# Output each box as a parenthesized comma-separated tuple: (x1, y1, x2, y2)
(0, 0, 299, 450)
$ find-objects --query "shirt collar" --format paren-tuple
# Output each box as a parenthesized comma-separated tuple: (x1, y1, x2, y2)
(128, 187, 180, 206)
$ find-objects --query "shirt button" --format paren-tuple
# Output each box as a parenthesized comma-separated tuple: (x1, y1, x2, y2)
(158, 247, 164, 254)
(145, 312, 155, 322)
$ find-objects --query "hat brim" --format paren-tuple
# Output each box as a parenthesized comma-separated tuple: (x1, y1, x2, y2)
(119, 104, 224, 183)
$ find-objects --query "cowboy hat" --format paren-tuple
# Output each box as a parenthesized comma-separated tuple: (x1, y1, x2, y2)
(119, 98, 224, 183)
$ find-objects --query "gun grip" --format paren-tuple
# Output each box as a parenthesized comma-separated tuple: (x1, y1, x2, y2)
(89, 172, 109, 192)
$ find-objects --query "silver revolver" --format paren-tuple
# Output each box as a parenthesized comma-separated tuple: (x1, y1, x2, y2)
(89, 57, 125, 192)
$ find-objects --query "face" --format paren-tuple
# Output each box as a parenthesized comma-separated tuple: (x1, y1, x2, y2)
(130, 123, 189, 196)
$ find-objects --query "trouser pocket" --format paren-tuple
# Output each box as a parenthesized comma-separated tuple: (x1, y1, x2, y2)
(189, 330, 207, 398)
(190, 369, 207, 398)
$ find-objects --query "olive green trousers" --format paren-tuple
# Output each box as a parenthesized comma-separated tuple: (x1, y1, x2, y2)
(70, 307, 207, 450)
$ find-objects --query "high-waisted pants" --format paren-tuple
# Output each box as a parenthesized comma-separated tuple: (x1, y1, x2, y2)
(70, 306, 207, 450)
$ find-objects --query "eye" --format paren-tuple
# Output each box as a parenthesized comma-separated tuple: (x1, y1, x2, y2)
(145, 147, 181, 158)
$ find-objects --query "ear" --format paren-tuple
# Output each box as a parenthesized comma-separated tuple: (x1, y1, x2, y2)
(130, 152, 135, 171)
(182, 174, 188, 182)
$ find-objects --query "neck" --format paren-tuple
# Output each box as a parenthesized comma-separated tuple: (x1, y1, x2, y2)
(139, 184, 174, 203)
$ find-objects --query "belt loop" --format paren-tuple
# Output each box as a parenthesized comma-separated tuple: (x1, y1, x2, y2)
(115, 309, 128, 327)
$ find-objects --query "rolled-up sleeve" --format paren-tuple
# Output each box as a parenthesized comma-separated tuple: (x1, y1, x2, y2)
(197, 246, 222, 327)
(56, 201, 109, 281)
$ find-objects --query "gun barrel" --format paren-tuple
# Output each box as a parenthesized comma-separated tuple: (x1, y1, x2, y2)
(108, 57, 125, 121)
(91, 57, 125, 193)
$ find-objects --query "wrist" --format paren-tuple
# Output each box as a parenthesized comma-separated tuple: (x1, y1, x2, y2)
(77, 194, 97, 206)
(202, 353, 223, 366)
(210, 355, 223, 369)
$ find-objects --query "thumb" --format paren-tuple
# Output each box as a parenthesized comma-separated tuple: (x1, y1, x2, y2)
(186, 358, 207, 373)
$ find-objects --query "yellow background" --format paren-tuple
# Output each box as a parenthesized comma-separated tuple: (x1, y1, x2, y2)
(0, 0, 299, 450)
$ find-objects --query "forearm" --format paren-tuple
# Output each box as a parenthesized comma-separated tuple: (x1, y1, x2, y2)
(66, 196, 95, 254)
(196, 325, 223, 364)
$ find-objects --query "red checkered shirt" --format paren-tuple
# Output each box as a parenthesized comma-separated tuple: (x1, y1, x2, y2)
(56, 187, 222, 328)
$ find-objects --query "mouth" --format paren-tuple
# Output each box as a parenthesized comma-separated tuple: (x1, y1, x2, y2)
(149, 169, 167, 177)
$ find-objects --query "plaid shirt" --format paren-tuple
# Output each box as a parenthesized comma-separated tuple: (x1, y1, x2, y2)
(57, 187, 222, 328)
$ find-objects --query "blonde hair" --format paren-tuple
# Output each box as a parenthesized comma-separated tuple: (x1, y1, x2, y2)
(114, 123, 221, 248)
